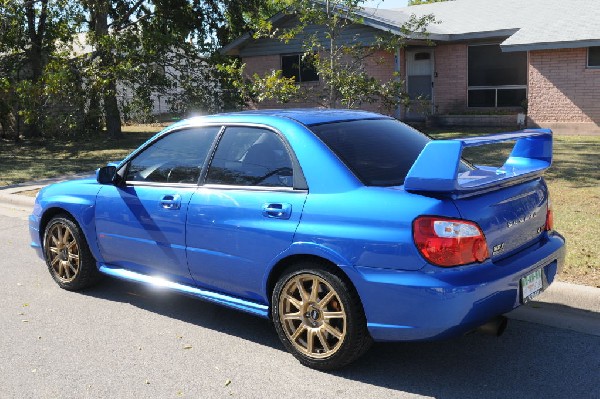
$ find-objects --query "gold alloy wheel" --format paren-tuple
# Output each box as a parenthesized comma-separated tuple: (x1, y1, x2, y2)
(45, 222, 80, 283)
(278, 273, 347, 359)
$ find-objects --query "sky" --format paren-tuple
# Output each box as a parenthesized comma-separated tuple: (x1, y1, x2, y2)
(361, 0, 409, 9)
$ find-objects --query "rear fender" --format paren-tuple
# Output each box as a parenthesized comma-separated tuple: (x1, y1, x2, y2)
(261, 241, 356, 301)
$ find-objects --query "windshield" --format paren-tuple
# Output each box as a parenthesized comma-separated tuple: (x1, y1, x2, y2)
(310, 118, 433, 187)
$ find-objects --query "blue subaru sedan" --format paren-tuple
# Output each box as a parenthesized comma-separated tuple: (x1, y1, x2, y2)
(30, 109, 565, 369)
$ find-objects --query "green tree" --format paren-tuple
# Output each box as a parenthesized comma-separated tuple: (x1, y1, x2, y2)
(218, 59, 299, 108)
(0, 0, 82, 138)
(0, 0, 291, 140)
(210, 0, 287, 109)
(219, 0, 282, 45)
(79, 0, 234, 138)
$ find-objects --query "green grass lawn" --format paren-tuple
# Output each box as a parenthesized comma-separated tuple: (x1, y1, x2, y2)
(0, 125, 164, 186)
(1, 125, 598, 287)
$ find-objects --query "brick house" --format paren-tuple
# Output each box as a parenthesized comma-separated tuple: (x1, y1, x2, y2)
(222, 0, 600, 134)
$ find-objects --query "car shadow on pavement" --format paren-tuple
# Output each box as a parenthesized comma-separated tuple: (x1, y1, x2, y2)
(333, 320, 600, 398)
(81, 277, 599, 398)
(81, 277, 283, 350)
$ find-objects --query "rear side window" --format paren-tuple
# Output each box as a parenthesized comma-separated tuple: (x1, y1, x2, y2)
(206, 126, 294, 187)
(310, 119, 431, 186)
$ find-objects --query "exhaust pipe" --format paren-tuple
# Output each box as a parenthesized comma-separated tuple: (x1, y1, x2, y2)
(476, 316, 508, 337)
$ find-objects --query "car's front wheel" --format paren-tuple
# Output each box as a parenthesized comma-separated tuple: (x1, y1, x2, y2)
(272, 264, 372, 370)
(43, 214, 100, 291)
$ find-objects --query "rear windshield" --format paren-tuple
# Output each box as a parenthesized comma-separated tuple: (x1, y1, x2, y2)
(310, 118, 431, 187)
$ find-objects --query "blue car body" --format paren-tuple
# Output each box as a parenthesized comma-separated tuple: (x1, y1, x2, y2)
(30, 109, 566, 342)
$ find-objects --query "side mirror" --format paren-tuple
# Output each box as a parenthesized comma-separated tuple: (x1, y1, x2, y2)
(96, 165, 117, 185)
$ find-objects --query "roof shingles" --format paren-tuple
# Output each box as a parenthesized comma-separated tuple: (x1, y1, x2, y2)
(360, 0, 600, 51)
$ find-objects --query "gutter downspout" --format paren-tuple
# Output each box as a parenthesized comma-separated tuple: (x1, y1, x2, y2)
(394, 47, 403, 120)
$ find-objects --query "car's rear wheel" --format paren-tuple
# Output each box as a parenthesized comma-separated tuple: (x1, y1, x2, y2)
(272, 263, 372, 370)
(43, 214, 100, 291)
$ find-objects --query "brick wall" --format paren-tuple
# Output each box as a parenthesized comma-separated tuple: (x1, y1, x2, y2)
(433, 43, 468, 114)
(241, 50, 397, 114)
(528, 48, 600, 127)
(360, 49, 397, 114)
(242, 55, 283, 109)
(364, 49, 396, 83)
(243, 55, 280, 77)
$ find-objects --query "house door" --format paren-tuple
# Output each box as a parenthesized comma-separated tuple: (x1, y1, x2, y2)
(406, 49, 434, 121)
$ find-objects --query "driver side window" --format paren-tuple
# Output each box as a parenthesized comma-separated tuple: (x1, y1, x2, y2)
(206, 127, 293, 187)
(126, 127, 220, 184)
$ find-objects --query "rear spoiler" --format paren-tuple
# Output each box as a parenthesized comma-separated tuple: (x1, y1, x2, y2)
(404, 129, 552, 197)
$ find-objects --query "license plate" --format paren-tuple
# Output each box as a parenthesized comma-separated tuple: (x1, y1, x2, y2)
(521, 268, 543, 303)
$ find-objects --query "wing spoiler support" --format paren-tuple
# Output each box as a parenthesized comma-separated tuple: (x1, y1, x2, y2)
(404, 129, 553, 197)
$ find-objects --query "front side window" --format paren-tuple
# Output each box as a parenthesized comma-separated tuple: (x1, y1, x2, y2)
(206, 127, 293, 187)
(588, 46, 600, 68)
(125, 127, 220, 184)
(468, 44, 527, 107)
(281, 54, 319, 83)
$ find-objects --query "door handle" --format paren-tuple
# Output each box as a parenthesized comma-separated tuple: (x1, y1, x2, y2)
(262, 203, 292, 219)
(160, 194, 181, 210)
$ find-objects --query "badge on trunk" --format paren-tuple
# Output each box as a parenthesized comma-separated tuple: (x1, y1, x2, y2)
(507, 212, 537, 228)
(492, 243, 505, 255)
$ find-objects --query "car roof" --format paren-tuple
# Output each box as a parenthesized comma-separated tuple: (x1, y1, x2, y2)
(205, 108, 391, 126)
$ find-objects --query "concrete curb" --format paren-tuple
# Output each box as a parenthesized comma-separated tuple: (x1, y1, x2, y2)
(507, 282, 600, 336)
(0, 191, 35, 209)
(533, 281, 600, 312)
(0, 172, 94, 192)
(0, 172, 94, 211)
(1, 176, 598, 336)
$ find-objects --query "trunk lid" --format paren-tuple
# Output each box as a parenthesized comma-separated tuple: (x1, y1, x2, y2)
(451, 178, 549, 261)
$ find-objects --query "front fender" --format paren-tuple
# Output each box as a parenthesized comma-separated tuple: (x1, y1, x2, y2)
(32, 178, 104, 263)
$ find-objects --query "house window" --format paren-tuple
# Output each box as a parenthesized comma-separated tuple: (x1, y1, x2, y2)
(414, 52, 431, 61)
(468, 44, 527, 107)
(281, 54, 318, 83)
(588, 46, 600, 68)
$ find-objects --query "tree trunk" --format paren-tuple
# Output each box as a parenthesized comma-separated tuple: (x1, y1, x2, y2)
(84, 88, 103, 132)
(0, 102, 18, 141)
(94, 1, 122, 139)
(22, 0, 49, 138)
(103, 80, 122, 139)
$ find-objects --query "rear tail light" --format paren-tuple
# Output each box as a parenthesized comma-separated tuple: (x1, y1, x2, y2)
(545, 199, 554, 231)
(413, 216, 490, 267)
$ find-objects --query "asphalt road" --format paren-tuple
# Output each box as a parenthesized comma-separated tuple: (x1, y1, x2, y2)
(1, 208, 599, 399)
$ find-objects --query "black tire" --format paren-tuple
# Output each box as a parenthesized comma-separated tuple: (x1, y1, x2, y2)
(271, 262, 372, 370)
(43, 214, 101, 291)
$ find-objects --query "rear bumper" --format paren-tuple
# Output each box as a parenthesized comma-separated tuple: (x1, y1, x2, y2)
(351, 232, 565, 342)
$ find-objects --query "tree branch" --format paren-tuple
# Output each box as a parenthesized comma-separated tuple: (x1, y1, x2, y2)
(37, 0, 48, 44)
(108, 0, 146, 30)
